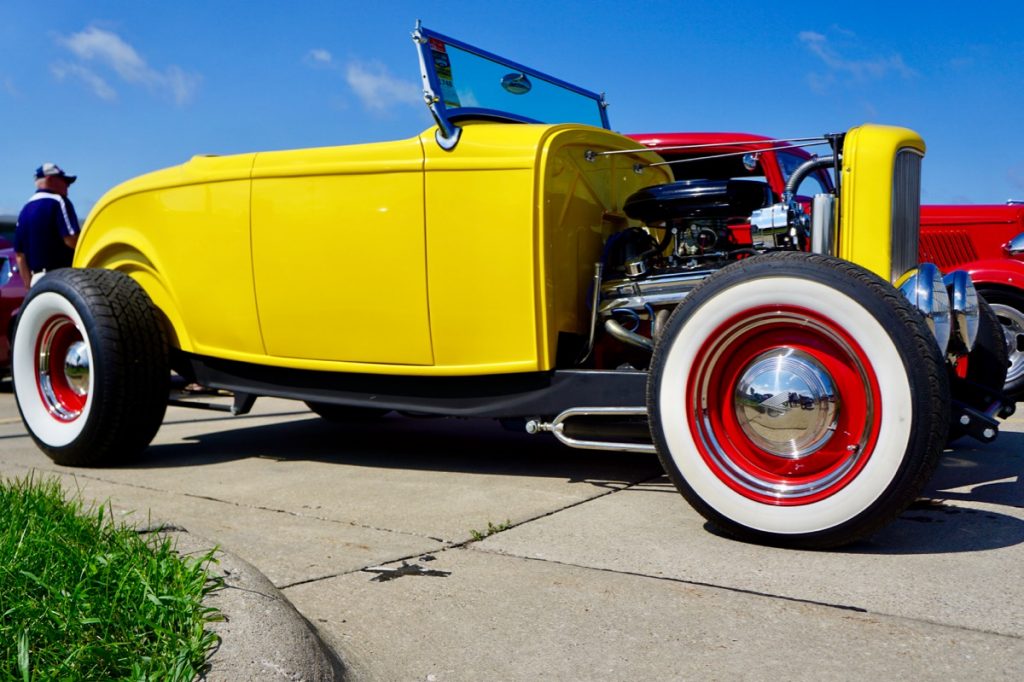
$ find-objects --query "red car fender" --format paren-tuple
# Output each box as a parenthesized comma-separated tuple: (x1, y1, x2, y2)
(956, 258, 1024, 290)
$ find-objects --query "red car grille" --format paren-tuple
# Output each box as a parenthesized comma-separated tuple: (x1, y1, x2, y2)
(919, 230, 978, 270)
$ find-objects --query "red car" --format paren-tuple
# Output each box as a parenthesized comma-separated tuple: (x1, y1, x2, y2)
(629, 131, 1024, 399)
(0, 236, 27, 373)
(919, 203, 1024, 396)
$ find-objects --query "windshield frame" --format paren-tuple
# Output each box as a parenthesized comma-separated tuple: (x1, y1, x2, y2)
(413, 22, 609, 148)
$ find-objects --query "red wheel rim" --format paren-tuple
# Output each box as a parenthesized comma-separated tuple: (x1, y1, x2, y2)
(686, 305, 882, 505)
(34, 315, 89, 422)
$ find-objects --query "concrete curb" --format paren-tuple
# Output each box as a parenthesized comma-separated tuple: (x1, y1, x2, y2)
(155, 528, 346, 681)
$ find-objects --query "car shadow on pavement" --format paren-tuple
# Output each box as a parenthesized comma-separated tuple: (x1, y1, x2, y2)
(137, 413, 665, 488)
(838, 431, 1024, 555)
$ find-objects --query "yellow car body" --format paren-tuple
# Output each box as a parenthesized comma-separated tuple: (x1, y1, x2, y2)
(15, 22, 1005, 549)
(76, 123, 669, 376)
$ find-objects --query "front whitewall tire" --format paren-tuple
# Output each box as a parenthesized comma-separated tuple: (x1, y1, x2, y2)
(647, 253, 948, 548)
(656, 277, 912, 535)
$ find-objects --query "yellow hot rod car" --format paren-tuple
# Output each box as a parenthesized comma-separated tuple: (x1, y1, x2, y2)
(12, 23, 1013, 548)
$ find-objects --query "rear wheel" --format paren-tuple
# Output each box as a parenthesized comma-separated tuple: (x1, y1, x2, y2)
(975, 287, 1024, 400)
(12, 269, 168, 466)
(648, 253, 949, 548)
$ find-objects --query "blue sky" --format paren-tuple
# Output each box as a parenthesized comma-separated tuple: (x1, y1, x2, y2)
(1, 1, 1022, 219)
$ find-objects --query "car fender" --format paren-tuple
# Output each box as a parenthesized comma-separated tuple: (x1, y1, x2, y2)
(74, 228, 193, 353)
(958, 258, 1024, 291)
(74, 156, 263, 360)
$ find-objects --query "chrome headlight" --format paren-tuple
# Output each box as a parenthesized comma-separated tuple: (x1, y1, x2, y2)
(943, 270, 979, 352)
(899, 263, 951, 354)
(1004, 232, 1024, 260)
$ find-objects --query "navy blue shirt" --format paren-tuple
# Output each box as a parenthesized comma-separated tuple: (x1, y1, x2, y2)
(14, 190, 80, 272)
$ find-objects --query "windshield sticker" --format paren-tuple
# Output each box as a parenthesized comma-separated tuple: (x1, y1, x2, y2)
(430, 43, 461, 108)
(501, 72, 532, 95)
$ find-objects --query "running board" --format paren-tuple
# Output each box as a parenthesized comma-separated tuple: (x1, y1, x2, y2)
(525, 407, 655, 454)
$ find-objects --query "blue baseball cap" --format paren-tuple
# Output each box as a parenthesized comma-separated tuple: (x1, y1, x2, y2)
(35, 162, 76, 184)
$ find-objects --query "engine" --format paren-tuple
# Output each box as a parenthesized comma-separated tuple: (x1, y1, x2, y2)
(591, 176, 817, 363)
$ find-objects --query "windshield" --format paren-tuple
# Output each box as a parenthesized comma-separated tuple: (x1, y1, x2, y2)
(415, 25, 608, 130)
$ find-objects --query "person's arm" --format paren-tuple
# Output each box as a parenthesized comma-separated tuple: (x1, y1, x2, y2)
(14, 251, 31, 288)
(57, 197, 80, 251)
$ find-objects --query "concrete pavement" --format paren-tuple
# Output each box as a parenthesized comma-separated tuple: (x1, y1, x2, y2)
(1, 380, 1022, 680)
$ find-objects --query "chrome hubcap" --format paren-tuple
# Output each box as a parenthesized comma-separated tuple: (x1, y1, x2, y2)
(734, 348, 839, 458)
(64, 340, 90, 396)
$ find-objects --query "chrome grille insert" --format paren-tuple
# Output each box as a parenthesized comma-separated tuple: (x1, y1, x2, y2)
(891, 148, 923, 282)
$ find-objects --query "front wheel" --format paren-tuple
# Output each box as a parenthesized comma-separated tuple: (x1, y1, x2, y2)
(12, 269, 169, 466)
(648, 253, 949, 548)
(975, 287, 1024, 400)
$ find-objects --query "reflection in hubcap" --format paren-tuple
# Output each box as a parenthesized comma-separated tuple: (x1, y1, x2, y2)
(734, 349, 839, 458)
(64, 340, 90, 396)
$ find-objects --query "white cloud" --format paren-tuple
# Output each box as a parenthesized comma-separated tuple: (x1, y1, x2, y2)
(305, 48, 334, 67)
(51, 62, 116, 100)
(799, 30, 915, 84)
(60, 26, 148, 81)
(345, 60, 421, 112)
(54, 26, 200, 104)
(164, 65, 201, 105)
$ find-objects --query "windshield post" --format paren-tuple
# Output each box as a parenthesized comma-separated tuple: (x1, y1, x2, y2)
(412, 21, 462, 150)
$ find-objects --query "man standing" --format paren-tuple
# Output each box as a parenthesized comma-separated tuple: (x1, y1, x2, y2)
(14, 163, 80, 288)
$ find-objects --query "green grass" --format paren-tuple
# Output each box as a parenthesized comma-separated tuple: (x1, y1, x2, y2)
(0, 476, 221, 681)
(470, 519, 512, 541)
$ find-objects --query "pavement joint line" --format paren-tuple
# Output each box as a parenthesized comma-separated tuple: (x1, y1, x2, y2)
(276, 475, 669, 590)
(450, 472, 670, 554)
(216, 583, 280, 601)
(0, 416, 22, 425)
(278, 543, 461, 590)
(468, 545, 1024, 640)
(4, 466, 452, 544)
(178, 491, 451, 543)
